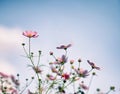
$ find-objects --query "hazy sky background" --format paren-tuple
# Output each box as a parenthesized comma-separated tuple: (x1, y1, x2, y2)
(0, 0, 120, 94)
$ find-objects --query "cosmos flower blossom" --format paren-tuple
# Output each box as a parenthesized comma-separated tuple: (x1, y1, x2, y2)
(0, 72, 9, 78)
(56, 44, 72, 50)
(75, 68, 89, 78)
(10, 75, 20, 86)
(50, 66, 59, 74)
(32, 66, 42, 73)
(80, 83, 89, 90)
(62, 73, 70, 80)
(23, 31, 39, 38)
(87, 60, 100, 70)
(57, 55, 68, 64)
(47, 74, 56, 80)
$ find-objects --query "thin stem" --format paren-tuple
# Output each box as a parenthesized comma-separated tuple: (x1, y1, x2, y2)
(64, 79, 74, 88)
(23, 46, 29, 57)
(28, 57, 41, 94)
(73, 81, 75, 93)
(78, 62, 80, 69)
(52, 54, 57, 61)
(29, 38, 31, 56)
(45, 81, 55, 94)
(37, 51, 41, 66)
(106, 90, 111, 94)
(65, 50, 67, 56)
(19, 78, 34, 94)
(88, 68, 93, 73)
(86, 75, 94, 94)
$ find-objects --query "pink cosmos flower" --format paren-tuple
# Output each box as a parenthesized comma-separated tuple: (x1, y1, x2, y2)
(80, 83, 89, 90)
(87, 60, 100, 70)
(75, 68, 89, 78)
(23, 31, 39, 38)
(51, 66, 59, 74)
(56, 44, 72, 50)
(58, 55, 68, 63)
(9, 87, 18, 94)
(10, 75, 20, 86)
(62, 73, 70, 80)
(0, 72, 9, 78)
(47, 74, 56, 80)
(32, 66, 42, 73)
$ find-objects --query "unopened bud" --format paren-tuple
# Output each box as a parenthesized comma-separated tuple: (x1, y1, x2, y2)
(110, 86, 115, 91)
(22, 43, 25, 46)
(78, 58, 82, 63)
(70, 60, 74, 64)
(71, 66, 74, 69)
(92, 72, 96, 76)
(49, 51, 53, 55)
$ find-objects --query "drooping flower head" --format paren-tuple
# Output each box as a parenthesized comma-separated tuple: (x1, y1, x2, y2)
(56, 44, 72, 50)
(80, 83, 89, 90)
(23, 31, 39, 38)
(87, 60, 100, 70)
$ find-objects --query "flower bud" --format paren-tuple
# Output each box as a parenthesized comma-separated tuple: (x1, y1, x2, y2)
(49, 51, 53, 55)
(110, 86, 115, 91)
(22, 43, 25, 46)
(71, 66, 74, 69)
(70, 60, 74, 64)
(78, 58, 82, 63)
(92, 72, 96, 76)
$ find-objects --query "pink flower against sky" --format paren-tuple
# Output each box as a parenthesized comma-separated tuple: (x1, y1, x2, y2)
(87, 60, 100, 70)
(50, 66, 59, 74)
(56, 44, 72, 50)
(47, 74, 56, 80)
(22, 31, 39, 38)
(57, 55, 68, 64)
(0, 72, 9, 78)
(75, 68, 89, 78)
(80, 83, 89, 90)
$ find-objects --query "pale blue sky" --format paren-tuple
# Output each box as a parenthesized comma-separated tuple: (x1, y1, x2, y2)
(0, 0, 120, 94)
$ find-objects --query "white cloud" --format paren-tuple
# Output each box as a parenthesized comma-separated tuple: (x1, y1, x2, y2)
(0, 26, 24, 52)
(0, 26, 24, 75)
(0, 59, 16, 75)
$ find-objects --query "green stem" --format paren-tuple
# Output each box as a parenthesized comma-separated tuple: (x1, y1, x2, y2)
(64, 79, 74, 88)
(28, 39, 41, 94)
(19, 78, 34, 94)
(29, 38, 31, 56)
(86, 75, 93, 94)
(23, 46, 29, 57)
(73, 81, 75, 93)
(29, 57, 41, 94)
(65, 50, 67, 56)
(88, 68, 93, 73)
(106, 90, 111, 94)
(45, 81, 55, 94)
(37, 51, 41, 66)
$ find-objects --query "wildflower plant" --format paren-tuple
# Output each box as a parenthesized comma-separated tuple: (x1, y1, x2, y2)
(0, 31, 116, 94)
